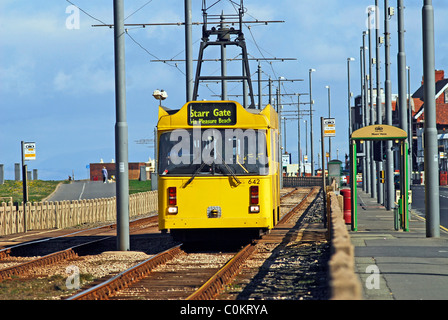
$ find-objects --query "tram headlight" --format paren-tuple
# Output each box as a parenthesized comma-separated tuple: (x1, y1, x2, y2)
(249, 205, 260, 213)
(168, 206, 178, 214)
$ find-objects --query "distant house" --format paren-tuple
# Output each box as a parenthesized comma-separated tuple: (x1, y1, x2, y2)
(412, 70, 448, 131)
(90, 161, 154, 181)
(352, 69, 448, 173)
(412, 70, 448, 172)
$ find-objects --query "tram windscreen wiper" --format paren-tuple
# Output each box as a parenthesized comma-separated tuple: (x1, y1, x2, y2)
(217, 161, 241, 186)
(214, 151, 241, 186)
(183, 161, 208, 187)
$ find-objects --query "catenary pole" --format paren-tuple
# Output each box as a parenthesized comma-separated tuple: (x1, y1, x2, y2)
(422, 0, 440, 237)
(384, 0, 394, 210)
(113, 0, 130, 251)
(397, 0, 409, 197)
(185, 0, 193, 102)
(368, 8, 377, 199)
(375, 1, 384, 205)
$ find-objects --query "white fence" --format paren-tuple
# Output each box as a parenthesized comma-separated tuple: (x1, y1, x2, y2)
(0, 191, 158, 236)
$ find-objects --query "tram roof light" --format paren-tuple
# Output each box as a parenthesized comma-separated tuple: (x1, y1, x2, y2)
(153, 89, 168, 101)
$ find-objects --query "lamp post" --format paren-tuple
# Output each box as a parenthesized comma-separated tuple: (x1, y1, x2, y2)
(325, 85, 331, 160)
(309, 69, 316, 176)
(114, 0, 130, 251)
(422, 0, 440, 237)
(347, 58, 355, 136)
(153, 89, 168, 107)
(385, 0, 394, 210)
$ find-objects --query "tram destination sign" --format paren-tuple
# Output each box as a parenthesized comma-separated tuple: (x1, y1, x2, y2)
(188, 102, 237, 126)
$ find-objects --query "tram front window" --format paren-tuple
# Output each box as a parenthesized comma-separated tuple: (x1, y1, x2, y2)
(158, 129, 269, 176)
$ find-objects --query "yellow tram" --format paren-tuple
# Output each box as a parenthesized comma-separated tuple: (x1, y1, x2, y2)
(157, 101, 280, 241)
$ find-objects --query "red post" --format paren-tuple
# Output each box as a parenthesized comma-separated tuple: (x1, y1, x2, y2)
(340, 189, 352, 224)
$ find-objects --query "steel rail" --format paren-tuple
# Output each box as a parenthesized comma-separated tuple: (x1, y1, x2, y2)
(67, 187, 318, 300)
(0, 216, 159, 281)
(186, 243, 256, 300)
(0, 215, 157, 259)
(186, 187, 317, 300)
(67, 244, 184, 300)
(278, 186, 320, 225)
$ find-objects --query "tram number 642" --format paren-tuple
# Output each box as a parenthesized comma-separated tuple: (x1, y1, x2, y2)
(248, 179, 260, 185)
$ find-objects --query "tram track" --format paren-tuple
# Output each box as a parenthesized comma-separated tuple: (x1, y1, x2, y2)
(67, 187, 321, 300)
(0, 216, 160, 282)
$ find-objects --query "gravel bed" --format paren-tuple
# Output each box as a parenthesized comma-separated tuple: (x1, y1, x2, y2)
(223, 190, 331, 300)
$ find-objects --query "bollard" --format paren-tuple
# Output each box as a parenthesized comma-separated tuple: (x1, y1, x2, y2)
(340, 189, 352, 224)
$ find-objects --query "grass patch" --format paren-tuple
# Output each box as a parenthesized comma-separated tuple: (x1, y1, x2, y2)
(0, 179, 153, 204)
(129, 180, 152, 194)
(0, 180, 68, 204)
(0, 274, 94, 300)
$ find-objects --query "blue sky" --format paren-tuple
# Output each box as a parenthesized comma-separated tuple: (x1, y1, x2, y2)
(1, 0, 448, 180)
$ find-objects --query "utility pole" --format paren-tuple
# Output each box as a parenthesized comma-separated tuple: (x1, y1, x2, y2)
(385, 0, 394, 210)
(368, 8, 377, 199)
(376, 1, 384, 205)
(185, 0, 193, 102)
(360, 46, 367, 192)
(325, 85, 332, 160)
(309, 69, 316, 176)
(397, 0, 409, 197)
(422, 0, 440, 237)
(258, 64, 262, 109)
(363, 32, 371, 195)
(113, 0, 130, 251)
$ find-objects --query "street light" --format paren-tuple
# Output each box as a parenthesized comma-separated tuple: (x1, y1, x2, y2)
(325, 85, 331, 160)
(309, 68, 316, 176)
(347, 57, 355, 136)
(153, 89, 168, 107)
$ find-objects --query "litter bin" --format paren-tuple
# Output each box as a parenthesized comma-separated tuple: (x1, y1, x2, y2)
(328, 160, 343, 188)
(440, 171, 448, 186)
(340, 189, 351, 224)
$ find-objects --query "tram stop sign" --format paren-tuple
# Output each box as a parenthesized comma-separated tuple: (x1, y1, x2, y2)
(23, 142, 36, 161)
(323, 118, 336, 137)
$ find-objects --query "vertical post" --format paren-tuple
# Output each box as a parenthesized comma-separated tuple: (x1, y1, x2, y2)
(185, 0, 193, 102)
(321, 117, 327, 228)
(360, 48, 367, 193)
(351, 140, 358, 231)
(397, 0, 409, 202)
(375, 1, 384, 205)
(113, 0, 130, 251)
(268, 77, 272, 105)
(220, 12, 227, 101)
(401, 141, 409, 231)
(326, 86, 331, 160)
(258, 64, 262, 109)
(407, 66, 413, 188)
(368, 9, 377, 199)
(385, 0, 394, 210)
(422, 0, 440, 237)
(309, 69, 315, 176)
(21, 141, 28, 233)
(363, 33, 371, 195)
(297, 94, 301, 177)
(21, 141, 28, 204)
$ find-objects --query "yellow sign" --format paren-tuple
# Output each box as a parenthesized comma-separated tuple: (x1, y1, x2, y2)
(323, 118, 336, 137)
(351, 125, 407, 140)
(23, 142, 36, 161)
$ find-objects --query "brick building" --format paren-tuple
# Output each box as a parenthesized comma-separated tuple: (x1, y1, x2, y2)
(411, 70, 448, 172)
(90, 162, 149, 181)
